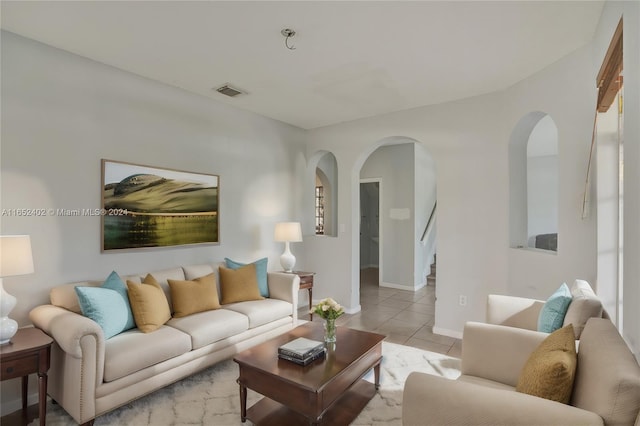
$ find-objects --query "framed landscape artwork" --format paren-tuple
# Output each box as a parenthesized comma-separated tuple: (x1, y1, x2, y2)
(101, 159, 219, 251)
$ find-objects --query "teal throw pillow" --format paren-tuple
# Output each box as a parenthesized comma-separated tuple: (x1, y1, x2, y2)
(75, 271, 136, 339)
(224, 257, 269, 297)
(538, 283, 573, 333)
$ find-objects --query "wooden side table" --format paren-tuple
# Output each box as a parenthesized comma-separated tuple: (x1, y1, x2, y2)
(0, 327, 53, 426)
(283, 271, 315, 320)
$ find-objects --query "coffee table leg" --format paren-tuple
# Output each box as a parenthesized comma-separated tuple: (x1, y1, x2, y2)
(238, 381, 247, 422)
(374, 361, 381, 390)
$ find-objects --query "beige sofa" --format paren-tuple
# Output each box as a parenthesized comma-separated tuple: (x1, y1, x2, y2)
(402, 318, 640, 425)
(29, 263, 300, 425)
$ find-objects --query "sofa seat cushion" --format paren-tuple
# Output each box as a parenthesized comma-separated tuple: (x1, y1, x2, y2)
(167, 308, 249, 349)
(223, 299, 292, 329)
(104, 326, 191, 382)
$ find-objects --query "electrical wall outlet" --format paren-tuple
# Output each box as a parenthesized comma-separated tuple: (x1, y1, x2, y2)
(459, 295, 467, 306)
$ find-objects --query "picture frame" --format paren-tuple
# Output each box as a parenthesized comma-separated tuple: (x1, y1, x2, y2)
(101, 159, 219, 251)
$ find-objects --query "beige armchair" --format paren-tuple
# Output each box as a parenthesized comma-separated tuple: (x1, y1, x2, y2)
(486, 280, 607, 339)
(402, 318, 640, 426)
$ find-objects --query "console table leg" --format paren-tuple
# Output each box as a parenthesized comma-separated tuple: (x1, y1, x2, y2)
(21, 375, 28, 422)
(374, 362, 381, 390)
(38, 372, 47, 426)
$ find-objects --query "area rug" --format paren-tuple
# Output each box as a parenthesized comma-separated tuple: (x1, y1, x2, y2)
(34, 342, 460, 426)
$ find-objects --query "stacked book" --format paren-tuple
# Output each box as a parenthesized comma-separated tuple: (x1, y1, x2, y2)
(278, 337, 326, 366)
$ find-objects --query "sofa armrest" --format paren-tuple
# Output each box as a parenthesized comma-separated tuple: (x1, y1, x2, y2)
(487, 294, 544, 331)
(267, 272, 300, 322)
(30, 305, 104, 358)
(30, 304, 107, 423)
(403, 372, 603, 426)
(462, 321, 548, 387)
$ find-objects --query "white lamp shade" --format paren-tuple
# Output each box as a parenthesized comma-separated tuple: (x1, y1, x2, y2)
(0, 235, 34, 277)
(274, 222, 302, 242)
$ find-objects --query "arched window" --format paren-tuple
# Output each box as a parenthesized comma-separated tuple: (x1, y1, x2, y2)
(510, 112, 559, 252)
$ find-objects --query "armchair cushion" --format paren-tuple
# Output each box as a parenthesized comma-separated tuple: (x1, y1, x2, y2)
(538, 283, 572, 332)
(516, 324, 577, 403)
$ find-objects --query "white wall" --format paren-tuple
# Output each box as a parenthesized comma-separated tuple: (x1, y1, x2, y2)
(0, 31, 306, 409)
(415, 142, 437, 281)
(593, 1, 640, 359)
(505, 45, 597, 300)
(596, 93, 621, 326)
(306, 92, 511, 337)
(305, 44, 600, 338)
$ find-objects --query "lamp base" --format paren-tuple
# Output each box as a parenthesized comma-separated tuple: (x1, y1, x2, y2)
(280, 242, 296, 272)
(0, 316, 18, 345)
(0, 278, 18, 344)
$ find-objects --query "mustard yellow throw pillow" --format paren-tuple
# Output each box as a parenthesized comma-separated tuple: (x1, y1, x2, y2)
(126, 274, 171, 333)
(516, 324, 577, 404)
(219, 264, 264, 304)
(168, 273, 221, 318)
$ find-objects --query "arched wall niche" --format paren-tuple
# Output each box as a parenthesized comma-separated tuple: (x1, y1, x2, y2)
(509, 111, 559, 252)
(308, 151, 338, 237)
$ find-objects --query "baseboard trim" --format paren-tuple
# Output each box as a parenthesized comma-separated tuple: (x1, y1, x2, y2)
(345, 304, 361, 315)
(433, 326, 463, 340)
(380, 281, 426, 292)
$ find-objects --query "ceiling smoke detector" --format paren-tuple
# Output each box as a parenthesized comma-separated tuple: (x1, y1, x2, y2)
(215, 84, 245, 97)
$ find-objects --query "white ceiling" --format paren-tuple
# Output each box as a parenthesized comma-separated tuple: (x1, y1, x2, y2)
(1, 1, 604, 130)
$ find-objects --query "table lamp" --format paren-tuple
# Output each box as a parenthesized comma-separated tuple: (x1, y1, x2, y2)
(0, 235, 34, 345)
(274, 222, 302, 272)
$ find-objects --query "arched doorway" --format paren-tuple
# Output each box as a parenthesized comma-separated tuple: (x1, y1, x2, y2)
(351, 137, 437, 309)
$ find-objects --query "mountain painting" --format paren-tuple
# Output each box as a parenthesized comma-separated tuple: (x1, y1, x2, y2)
(101, 160, 219, 251)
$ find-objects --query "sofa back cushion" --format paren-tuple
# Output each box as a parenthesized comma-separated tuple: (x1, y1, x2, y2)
(562, 280, 603, 339)
(571, 318, 640, 424)
(50, 275, 141, 313)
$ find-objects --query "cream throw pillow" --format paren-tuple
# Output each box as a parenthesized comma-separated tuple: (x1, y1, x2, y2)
(168, 273, 221, 318)
(516, 324, 577, 404)
(219, 264, 264, 304)
(126, 274, 171, 333)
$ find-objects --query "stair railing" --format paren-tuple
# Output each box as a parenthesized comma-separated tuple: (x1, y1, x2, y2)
(420, 201, 437, 242)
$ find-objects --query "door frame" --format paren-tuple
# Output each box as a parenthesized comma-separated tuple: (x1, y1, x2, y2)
(359, 178, 382, 287)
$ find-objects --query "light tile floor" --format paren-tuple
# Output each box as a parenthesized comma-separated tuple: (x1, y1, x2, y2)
(298, 268, 462, 358)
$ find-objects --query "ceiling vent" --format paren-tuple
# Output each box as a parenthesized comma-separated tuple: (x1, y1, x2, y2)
(215, 84, 245, 97)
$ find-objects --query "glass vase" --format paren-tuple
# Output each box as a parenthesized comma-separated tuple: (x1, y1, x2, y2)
(324, 318, 337, 343)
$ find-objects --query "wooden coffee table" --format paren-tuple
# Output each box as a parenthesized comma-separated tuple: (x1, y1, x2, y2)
(234, 322, 385, 425)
